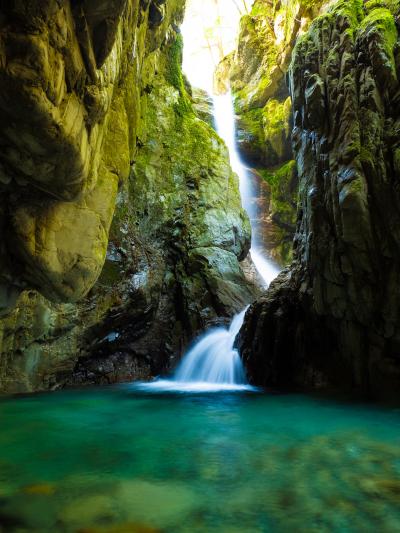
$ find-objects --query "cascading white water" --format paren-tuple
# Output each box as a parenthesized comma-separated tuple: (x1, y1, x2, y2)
(173, 308, 247, 385)
(136, 308, 253, 392)
(135, 94, 280, 392)
(213, 92, 280, 287)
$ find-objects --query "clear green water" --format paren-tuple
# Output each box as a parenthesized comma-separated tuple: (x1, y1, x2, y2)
(0, 386, 400, 532)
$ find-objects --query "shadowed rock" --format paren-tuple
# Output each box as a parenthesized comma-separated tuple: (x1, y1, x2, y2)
(239, 0, 400, 400)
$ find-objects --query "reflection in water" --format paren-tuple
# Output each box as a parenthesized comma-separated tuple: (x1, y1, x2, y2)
(0, 387, 399, 532)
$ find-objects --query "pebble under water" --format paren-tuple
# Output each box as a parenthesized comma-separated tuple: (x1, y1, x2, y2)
(0, 387, 400, 532)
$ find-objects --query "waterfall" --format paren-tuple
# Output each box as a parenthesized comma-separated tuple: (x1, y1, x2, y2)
(136, 308, 253, 392)
(135, 91, 279, 393)
(213, 92, 280, 287)
(173, 308, 247, 385)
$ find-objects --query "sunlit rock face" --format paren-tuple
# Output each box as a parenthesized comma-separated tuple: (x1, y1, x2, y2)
(0, 0, 257, 392)
(239, 0, 400, 400)
(0, 1, 133, 304)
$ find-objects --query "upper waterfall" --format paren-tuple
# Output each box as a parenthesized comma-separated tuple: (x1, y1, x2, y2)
(213, 93, 280, 286)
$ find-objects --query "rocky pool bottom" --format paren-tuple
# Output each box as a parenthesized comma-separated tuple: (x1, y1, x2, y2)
(0, 386, 399, 533)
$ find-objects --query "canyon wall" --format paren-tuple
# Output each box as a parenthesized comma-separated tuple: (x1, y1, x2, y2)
(239, 0, 400, 400)
(0, 0, 256, 392)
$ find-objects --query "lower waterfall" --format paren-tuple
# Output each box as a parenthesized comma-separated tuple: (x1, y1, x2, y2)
(136, 308, 254, 392)
(173, 308, 247, 385)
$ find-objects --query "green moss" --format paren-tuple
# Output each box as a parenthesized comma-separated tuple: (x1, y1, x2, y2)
(165, 33, 185, 94)
(173, 95, 192, 119)
(330, 0, 364, 25)
(365, 0, 400, 14)
(360, 7, 397, 70)
(230, 0, 279, 107)
(360, 146, 373, 164)
(262, 98, 292, 157)
(239, 108, 264, 137)
(262, 160, 296, 189)
(260, 161, 298, 247)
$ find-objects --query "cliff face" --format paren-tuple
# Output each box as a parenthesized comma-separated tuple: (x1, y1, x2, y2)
(0, 0, 257, 392)
(239, 0, 400, 400)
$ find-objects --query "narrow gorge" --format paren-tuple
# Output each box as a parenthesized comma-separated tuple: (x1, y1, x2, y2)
(0, 1, 400, 532)
(238, 0, 400, 401)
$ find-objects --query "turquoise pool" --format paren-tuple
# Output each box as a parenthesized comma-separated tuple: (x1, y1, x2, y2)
(0, 386, 399, 532)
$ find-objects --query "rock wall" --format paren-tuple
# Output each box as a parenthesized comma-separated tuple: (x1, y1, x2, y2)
(219, 0, 327, 265)
(239, 0, 400, 401)
(0, 0, 257, 392)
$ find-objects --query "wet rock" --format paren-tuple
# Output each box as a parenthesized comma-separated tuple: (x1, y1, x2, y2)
(191, 88, 215, 129)
(149, 1, 165, 28)
(213, 52, 234, 96)
(116, 480, 199, 527)
(239, 0, 400, 400)
(59, 494, 118, 529)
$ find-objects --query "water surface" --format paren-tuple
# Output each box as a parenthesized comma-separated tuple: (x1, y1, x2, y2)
(0, 386, 400, 532)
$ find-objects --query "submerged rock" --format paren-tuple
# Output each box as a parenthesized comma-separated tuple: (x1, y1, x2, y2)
(56, 479, 200, 531)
